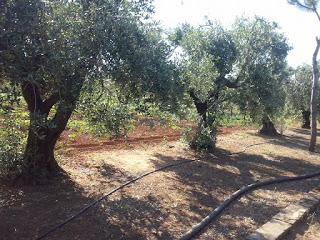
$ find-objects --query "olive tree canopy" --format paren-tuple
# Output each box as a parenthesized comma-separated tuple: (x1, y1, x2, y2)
(0, 0, 178, 181)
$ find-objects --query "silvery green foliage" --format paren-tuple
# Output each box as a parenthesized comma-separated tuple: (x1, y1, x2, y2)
(231, 17, 290, 122)
(0, 0, 179, 176)
(78, 82, 134, 138)
(287, 65, 313, 112)
(173, 22, 236, 104)
(170, 22, 237, 150)
(1, 0, 175, 106)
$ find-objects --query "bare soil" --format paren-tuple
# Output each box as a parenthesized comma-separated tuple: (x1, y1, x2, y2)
(0, 126, 319, 240)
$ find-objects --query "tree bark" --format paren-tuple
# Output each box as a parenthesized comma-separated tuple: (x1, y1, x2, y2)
(301, 110, 311, 129)
(189, 90, 208, 125)
(309, 37, 320, 152)
(19, 81, 77, 181)
(259, 116, 278, 136)
(22, 124, 60, 179)
(22, 106, 74, 180)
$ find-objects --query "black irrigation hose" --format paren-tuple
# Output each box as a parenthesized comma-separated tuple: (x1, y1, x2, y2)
(179, 171, 320, 240)
(35, 159, 196, 240)
(35, 139, 300, 240)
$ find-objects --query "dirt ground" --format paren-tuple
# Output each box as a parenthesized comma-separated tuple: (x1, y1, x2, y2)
(284, 206, 320, 240)
(0, 127, 319, 240)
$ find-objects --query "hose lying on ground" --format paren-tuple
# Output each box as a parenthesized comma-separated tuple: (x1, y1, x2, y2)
(34, 139, 289, 240)
(35, 159, 196, 240)
(179, 171, 320, 240)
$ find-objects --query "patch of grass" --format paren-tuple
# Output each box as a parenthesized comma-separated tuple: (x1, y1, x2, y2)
(219, 114, 254, 128)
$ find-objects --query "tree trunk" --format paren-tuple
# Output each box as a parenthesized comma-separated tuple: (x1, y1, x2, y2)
(189, 90, 208, 125)
(20, 106, 73, 181)
(309, 37, 320, 152)
(301, 110, 311, 129)
(19, 81, 77, 181)
(22, 125, 60, 179)
(259, 116, 278, 136)
(195, 101, 208, 125)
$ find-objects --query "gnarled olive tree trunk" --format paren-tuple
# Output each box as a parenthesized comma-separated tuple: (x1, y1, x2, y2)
(189, 90, 219, 150)
(259, 115, 278, 136)
(22, 109, 73, 179)
(301, 110, 311, 129)
(20, 80, 80, 180)
(23, 121, 60, 177)
(189, 90, 208, 125)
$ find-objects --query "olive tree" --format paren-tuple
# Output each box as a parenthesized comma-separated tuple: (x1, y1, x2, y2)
(287, 64, 314, 128)
(231, 17, 290, 135)
(171, 22, 238, 150)
(0, 0, 177, 181)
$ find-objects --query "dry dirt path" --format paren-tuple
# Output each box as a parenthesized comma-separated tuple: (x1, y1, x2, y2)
(0, 128, 319, 240)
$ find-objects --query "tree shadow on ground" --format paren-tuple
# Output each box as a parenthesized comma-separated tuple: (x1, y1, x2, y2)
(93, 194, 173, 240)
(99, 164, 132, 184)
(2, 130, 320, 240)
(247, 129, 320, 153)
(0, 162, 177, 240)
(0, 174, 95, 240)
(291, 128, 320, 136)
(44, 194, 174, 240)
(0, 171, 165, 240)
(150, 144, 320, 239)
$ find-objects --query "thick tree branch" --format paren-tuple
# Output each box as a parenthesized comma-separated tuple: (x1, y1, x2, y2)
(312, 37, 320, 63)
(309, 1, 320, 22)
(289, 0, 320, 22)
(313, 6, 320, 22)
(189, 89, 203, 104)
(42, 94, 60, 114)
(293, 0, 314, 10)
(225, 79, 241, 88)
(22, 82, 60, 115)
(189, 89, 208, 123)
(21, 81, 43, 113)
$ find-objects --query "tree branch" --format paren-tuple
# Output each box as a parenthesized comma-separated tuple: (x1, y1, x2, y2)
(21, 81, 43, 113)
(288, 0, 320, 22)
(312, 37, 320, 66)
(189, 89, 203, 104)
(311, 1, 320, 23)
(42, 94, 60, 114)
(225, 79, 241, 88)
(295, 1, 314, 10)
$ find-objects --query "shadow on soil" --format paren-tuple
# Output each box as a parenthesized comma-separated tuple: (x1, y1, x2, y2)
(246, 128, 320, 153)
(150, 141, 320, 239)
(0, 170, 174, 240)
(1, 129, 320, 240)
(0, 175, 94, 240)
(97, 128, 320, 239)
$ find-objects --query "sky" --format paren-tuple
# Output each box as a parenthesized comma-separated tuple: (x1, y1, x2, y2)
(153, 0, 320, 67)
